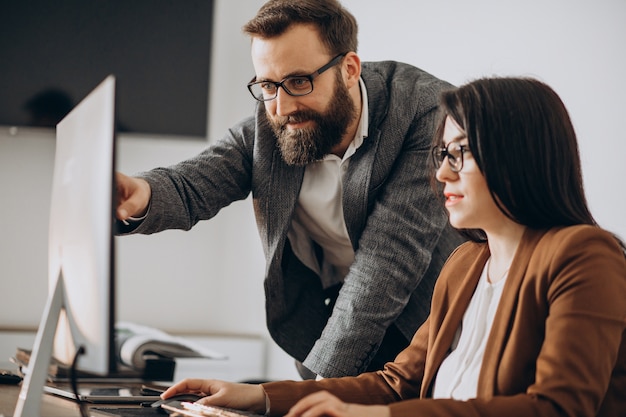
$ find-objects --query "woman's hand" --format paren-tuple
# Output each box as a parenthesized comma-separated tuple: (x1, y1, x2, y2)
(285, 391, 390, 417)
(161, 378, 267, 415)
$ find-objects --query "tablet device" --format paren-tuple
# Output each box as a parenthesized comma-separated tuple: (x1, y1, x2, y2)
(43, 383, 162, 404)
(90, 407, 168, 416)
(91, 400, 266, 417)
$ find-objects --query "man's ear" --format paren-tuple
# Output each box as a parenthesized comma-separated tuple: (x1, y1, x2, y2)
(343, 52, 361, 89)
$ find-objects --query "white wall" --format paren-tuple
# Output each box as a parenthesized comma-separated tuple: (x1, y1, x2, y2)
(1, 0, 624, 381)
(341, 0, 626, 239)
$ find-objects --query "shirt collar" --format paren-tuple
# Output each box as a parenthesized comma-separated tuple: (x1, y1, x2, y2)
(356, 77, 369, 145)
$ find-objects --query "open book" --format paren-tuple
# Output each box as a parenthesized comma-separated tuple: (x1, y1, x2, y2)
(115, 321, 227, 370)
(14, 322, 227, 380)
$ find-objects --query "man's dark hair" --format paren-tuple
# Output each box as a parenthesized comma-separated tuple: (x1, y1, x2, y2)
(243, 0, 358, 55)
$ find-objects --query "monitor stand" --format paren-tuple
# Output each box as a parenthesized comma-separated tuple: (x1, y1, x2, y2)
(14, 271, 74, 417)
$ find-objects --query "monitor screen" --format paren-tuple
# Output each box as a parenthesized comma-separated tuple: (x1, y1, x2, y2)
(0, 0, 214, 139)
(49, 75, 117, 374)
(14, 75, 117, 416)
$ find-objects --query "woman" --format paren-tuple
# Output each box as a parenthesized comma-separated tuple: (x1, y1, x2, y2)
(161, 78, 626, 417)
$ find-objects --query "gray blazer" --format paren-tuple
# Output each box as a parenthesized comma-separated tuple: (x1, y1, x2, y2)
(131, 61, 464, 377)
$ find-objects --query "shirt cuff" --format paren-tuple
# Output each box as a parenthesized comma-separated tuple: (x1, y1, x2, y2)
(264, 390, 270, 416)
(121, 202, 150, 225)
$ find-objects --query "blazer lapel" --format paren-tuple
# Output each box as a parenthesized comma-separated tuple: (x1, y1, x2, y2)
(477, 228, 546, 396)
(342, 68, 386, 245)
(342, 128, 379, 245)
(421, 246, 491, 397)
(266, 148, 304, 250)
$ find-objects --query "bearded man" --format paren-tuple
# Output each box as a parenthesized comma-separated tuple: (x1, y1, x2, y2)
(116, 0, 464, 380)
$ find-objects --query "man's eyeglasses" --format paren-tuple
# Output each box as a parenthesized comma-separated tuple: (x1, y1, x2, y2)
(247, 53, 347, 102)
(431, 142, 469, 173)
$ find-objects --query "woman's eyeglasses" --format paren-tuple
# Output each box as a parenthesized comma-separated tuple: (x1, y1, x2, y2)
(431, 143, 468, 173)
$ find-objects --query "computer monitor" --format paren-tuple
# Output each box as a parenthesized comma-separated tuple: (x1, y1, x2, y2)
(14, 75, 118, 417)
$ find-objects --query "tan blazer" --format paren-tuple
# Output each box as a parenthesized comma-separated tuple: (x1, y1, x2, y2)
(263, 225, 626, 417)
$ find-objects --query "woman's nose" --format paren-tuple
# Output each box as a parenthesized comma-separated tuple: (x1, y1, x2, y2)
(435, 159, 457, 183)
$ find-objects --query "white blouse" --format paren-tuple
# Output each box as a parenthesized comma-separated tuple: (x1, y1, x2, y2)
(432, 259, 508, 400)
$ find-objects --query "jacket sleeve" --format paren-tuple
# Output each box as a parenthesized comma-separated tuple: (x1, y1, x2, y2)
(128, 117, 256, 234)
(263, 318, 430, 416)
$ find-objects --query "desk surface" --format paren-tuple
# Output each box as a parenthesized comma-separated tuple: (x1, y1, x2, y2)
(2, 383, 81, 417)
(0, 384, 149, 417)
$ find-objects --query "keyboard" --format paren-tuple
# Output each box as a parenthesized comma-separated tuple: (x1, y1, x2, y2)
(162, 401, 265, 416)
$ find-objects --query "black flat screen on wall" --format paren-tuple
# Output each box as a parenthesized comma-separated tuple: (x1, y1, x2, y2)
(0, 0, 214, 139)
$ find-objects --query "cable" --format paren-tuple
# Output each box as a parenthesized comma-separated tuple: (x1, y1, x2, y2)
(70, 346, 89, 417)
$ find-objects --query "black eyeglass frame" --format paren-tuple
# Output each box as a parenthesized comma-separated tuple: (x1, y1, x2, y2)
(247, 52, 348, 102)
(431, 143, 469, 173)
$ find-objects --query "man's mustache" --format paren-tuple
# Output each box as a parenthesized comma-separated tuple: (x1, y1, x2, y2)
(274, 111, 319, 128)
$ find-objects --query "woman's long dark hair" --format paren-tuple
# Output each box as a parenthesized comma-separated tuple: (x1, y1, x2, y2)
(434, 77, 623, 250)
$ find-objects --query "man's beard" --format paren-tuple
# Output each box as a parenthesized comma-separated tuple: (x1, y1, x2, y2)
(267, 70, 357, 166)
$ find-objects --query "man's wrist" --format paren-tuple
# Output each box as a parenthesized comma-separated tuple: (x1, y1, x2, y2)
(123, 201, 151, 225)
